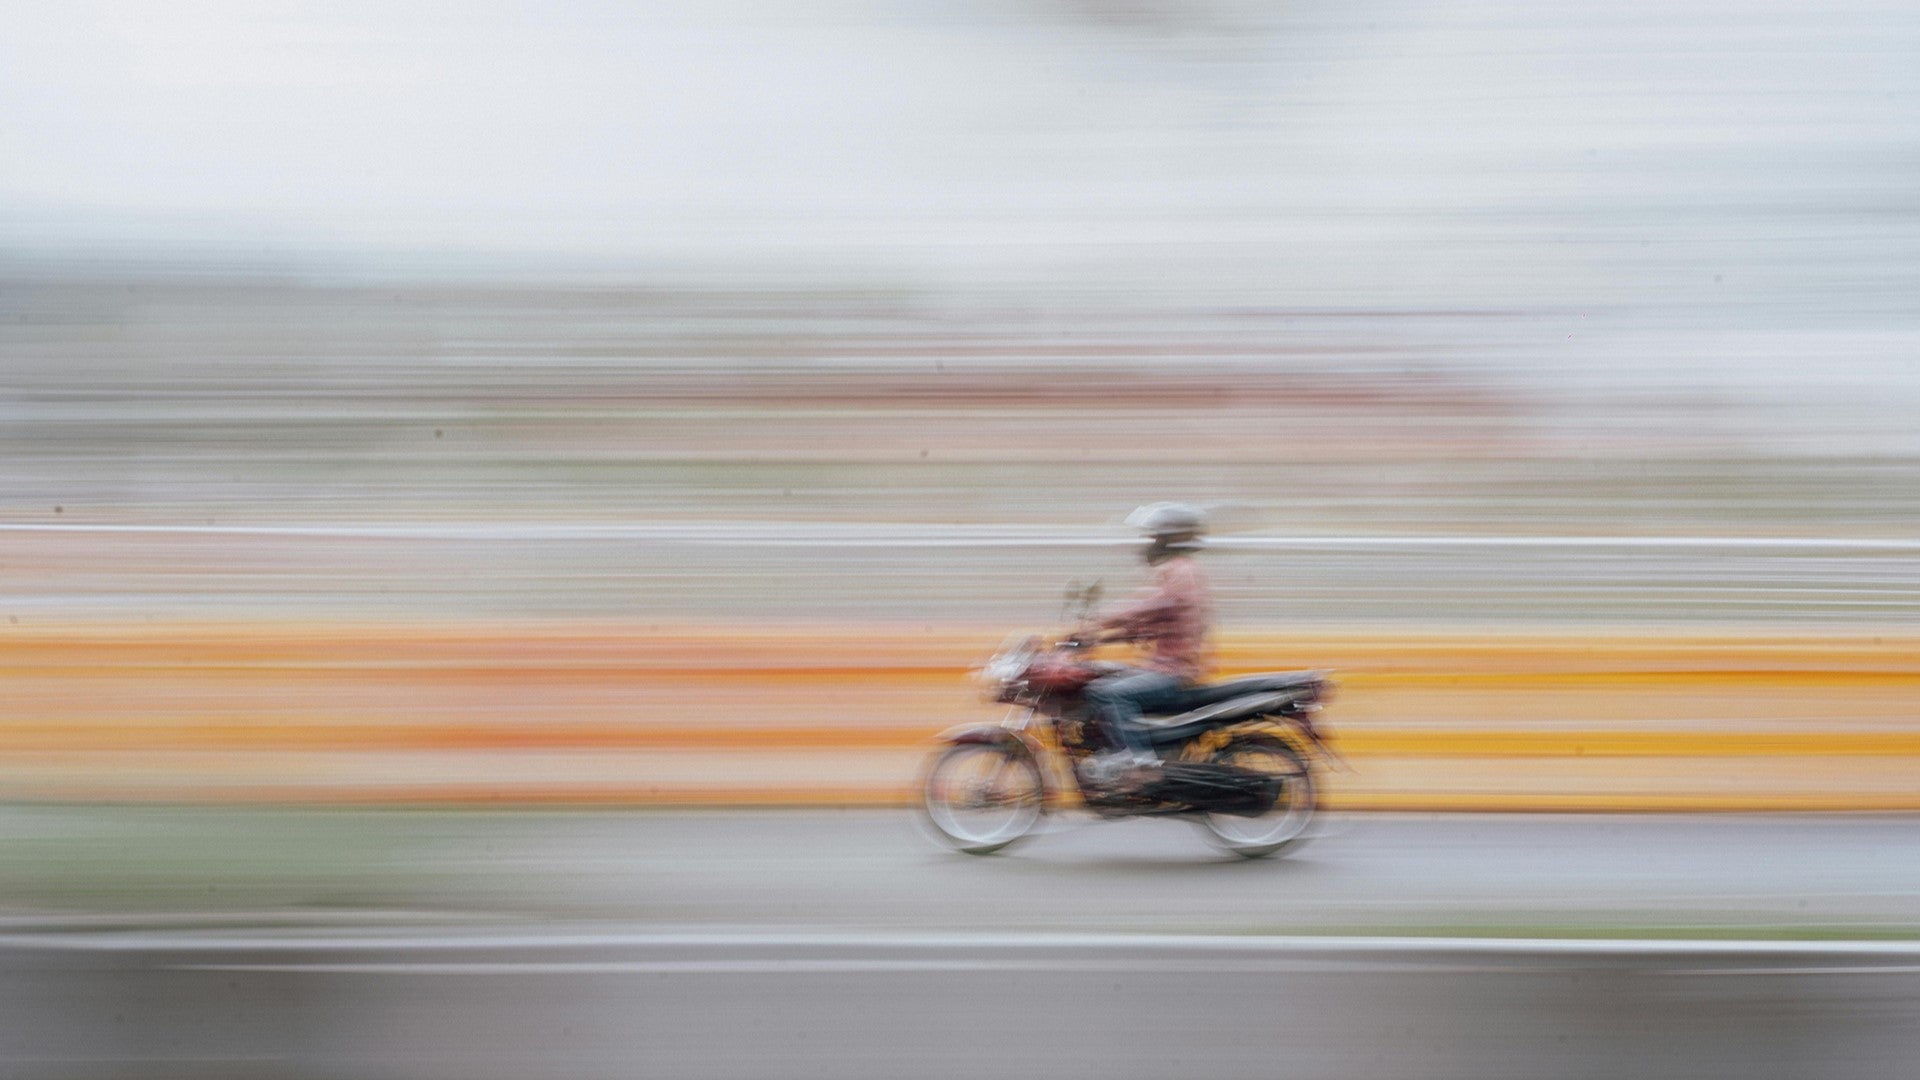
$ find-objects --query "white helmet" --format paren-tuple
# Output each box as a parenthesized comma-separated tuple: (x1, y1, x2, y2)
(1125, 502, 1207, 542)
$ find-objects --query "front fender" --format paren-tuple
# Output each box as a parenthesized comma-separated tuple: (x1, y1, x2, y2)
(933, 721, 1040, 755)
(928, 721, 1061, 803)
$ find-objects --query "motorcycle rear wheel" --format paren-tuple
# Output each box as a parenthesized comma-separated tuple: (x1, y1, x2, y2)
(921, 742, 1045, 855)
(1198, 736, 1316, 859)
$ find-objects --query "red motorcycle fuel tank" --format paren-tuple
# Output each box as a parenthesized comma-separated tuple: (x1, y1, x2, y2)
(1023, 651, 1101, 692)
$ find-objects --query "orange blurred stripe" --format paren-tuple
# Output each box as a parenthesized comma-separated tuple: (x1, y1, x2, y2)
(0, 723, 1916, 758)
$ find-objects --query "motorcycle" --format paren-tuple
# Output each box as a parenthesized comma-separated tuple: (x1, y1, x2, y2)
(920, 583, 1339, 858)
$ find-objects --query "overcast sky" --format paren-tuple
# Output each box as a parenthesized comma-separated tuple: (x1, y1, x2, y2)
(3, 0, 1916, 326)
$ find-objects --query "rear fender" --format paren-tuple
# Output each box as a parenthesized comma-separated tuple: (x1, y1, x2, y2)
(1291, 711, 1353, 771)
(1182, 717, 1339, 769)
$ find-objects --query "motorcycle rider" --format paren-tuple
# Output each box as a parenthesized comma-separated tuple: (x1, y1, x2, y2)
(1080, 502, 1217, 788)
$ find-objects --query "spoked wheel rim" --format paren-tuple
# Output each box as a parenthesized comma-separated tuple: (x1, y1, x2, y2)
(922, 743, 1044, 854)
(1203, 741, 1315, 857)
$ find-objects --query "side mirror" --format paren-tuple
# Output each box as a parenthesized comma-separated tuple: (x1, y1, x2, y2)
(1060, 580, 1102, 623)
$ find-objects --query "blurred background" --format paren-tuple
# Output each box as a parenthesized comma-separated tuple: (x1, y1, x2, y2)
(5, 0, 1920, 617)
(4, 0, 1920, 792)
(4, 2, 1920, 1076)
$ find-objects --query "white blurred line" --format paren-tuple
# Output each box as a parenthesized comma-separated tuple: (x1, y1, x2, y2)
(1664, 966, 1920, 977)
(168, 959, 1536, 976)
(4, 523, 1920, 552)
(170, 959, 1920, 977)
(178, 960, 1039, 975)
(17, 931, 1920, 958)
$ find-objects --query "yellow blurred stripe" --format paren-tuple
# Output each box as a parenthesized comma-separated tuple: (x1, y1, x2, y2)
(7, 622, 1920, 807)
(1323, 791, 1920, 812)
(0, 722, 1917, 758)
(5, 623, 1920, 673)
(1337, 730, 1920, 758)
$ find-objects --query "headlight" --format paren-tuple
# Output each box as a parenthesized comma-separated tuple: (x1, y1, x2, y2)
(983, 652, 1026, 684)
(972, 636, 1039, 698)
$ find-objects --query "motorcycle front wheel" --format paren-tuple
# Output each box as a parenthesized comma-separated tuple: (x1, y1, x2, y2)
(1199, 735, 1316, 859)
(920, 742, 1045, 855)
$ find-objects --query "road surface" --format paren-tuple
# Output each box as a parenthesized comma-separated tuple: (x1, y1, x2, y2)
(3, 810, 1919, 1079)
(4, 808, 1920, 932)
(6, 928, 1920, 1079)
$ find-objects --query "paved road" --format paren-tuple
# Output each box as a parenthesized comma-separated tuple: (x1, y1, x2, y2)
(6, 930, 1920, 1080)
(301, 809, 1920, 932)
(4, 811, 1920, 1078)
(5, 809, 1920, 933)
(527, 810, 1920, 934)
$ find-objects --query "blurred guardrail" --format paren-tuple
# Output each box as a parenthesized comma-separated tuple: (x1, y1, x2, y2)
(7, 523, 1920, 625)
(4, 614, 1920, 810)
(12, 522, 1920, 548)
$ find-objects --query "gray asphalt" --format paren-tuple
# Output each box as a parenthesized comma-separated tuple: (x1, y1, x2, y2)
(329, 809, 1920, 933)
(7, 808, 1920, 933)
(6, 930, 1920, 1080)
(6, 810, 1920, 1079)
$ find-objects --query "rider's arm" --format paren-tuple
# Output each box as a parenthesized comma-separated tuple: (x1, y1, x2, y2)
(1092, 585, 1178, 642)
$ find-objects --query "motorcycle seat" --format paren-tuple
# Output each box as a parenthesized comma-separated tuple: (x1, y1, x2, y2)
(1173, 669, 1326, 709)
(1136, 689, 1311, 746)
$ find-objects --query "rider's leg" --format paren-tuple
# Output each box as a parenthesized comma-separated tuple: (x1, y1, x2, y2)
(1084, 668, 1187, 762)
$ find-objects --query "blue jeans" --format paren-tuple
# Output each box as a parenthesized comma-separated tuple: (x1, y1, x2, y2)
(1084, 668, 1189, 757)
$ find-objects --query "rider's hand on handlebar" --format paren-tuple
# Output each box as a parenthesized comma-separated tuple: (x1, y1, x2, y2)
(1064, 622, 1105, 649)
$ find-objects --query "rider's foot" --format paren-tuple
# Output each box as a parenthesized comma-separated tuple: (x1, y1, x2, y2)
(1085, 750, 1160, 790)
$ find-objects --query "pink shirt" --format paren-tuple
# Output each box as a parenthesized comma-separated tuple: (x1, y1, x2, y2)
(1097, 556, 1215, 682)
